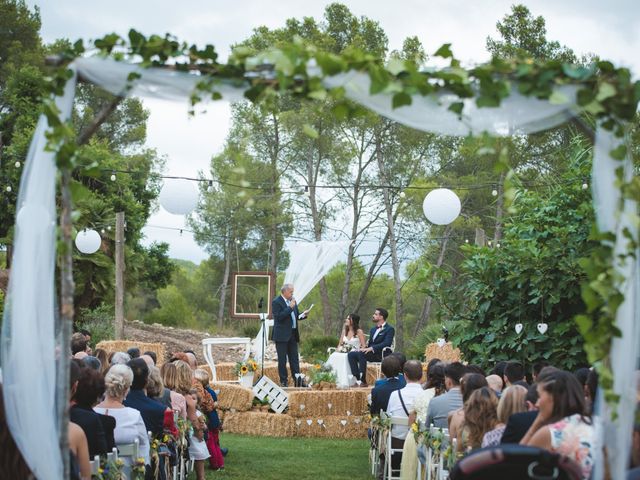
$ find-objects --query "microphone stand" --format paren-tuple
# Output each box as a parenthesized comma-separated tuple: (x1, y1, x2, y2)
(258, 298, 266, 379)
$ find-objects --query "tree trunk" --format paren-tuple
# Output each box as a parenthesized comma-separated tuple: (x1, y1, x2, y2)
(494, 172, 505, 242)
(414, 227, 452, 336)
(114, 211, 125, 339)
(218, 235, 232, 328)
(375, 134, 404, 352)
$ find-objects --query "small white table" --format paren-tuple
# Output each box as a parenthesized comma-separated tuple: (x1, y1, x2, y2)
(201, 337, 252, 383)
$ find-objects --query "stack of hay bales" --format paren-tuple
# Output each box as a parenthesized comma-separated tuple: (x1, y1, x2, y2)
(211, 383, 253, 412)
(222, 411, 296, 437)
(288, 389, 369, 439)
(96, 340, 165, 364)
(424, 342, 462, 363)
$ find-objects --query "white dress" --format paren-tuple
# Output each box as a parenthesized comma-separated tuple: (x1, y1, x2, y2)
(188, 410, 210, 461)
(325, 335, 362, 388)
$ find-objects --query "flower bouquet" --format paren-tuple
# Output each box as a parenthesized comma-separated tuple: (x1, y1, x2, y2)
(337, 343, 356, 353)
(235, 357, 258, 387)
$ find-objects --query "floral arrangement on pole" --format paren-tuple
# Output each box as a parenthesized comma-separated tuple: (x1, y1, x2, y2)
(308, 364, 337, 390)
(234, 357, 258, 377)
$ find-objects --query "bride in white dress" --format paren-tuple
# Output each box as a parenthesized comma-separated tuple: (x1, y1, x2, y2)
(325, 314, 366, 388)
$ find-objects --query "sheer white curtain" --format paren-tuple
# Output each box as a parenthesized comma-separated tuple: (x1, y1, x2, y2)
(3, 57, 634, 479)
(252, 240, 350, 361)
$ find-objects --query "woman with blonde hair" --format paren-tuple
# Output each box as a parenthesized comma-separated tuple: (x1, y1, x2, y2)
(94, 364, 150, 466)
(482, 384, 527, 447)
(160, 362, 187, 419)
(458, 387, 499, 451)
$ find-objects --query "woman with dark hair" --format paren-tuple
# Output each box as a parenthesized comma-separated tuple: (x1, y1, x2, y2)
(449, 373, 489, 441)
(70, 366, 116, 457)
(326, 313, 365, 388)
(459, 387, 500, 450)
(521, 370, 594, 480)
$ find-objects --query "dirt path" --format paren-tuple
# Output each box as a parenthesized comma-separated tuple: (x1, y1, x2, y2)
(123, 320, 248, 364)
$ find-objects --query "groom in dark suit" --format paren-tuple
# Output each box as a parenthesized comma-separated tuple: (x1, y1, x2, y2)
(272, 283, 310, 387)
(348, 307, 394, 387)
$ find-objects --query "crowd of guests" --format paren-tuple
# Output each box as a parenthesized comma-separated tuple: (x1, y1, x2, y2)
(19, 331, 227, 480)
(369, 354, 640, 480)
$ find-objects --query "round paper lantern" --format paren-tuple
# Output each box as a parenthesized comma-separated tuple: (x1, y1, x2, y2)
(75, 229, 101, 254)
(159, 179, 199, 215)
(422, 188, 461, 225)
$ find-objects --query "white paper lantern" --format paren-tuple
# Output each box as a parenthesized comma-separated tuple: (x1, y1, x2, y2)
(422, 188, 461, 225)
(159, 179, 199, 215)
(75, 229, 101, 254)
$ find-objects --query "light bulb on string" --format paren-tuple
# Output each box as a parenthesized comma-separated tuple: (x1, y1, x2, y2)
(491, 188, 498, 197)
(14, 161, 21, 168)
(465, 239, 469, 244)
(582, 180, 589, 190)
(399, 191, 406, 199)
(496, 242, 501, 248)
(110, 173, 116, 182)
(6, 186, 12, 193)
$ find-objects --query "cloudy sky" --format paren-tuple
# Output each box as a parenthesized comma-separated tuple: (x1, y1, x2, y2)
(26, 0, 640, 264)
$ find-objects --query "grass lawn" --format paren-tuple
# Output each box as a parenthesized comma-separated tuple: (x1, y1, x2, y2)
(201, 433, 372, 479)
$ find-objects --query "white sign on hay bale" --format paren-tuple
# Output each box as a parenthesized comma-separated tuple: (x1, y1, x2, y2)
(253, 376, 288, 414)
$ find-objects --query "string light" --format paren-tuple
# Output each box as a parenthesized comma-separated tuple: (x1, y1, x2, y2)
(582, 180, 589, 190)
(14, 161, 21, 168)
(6, 186, 12, 193)
(110, 172, 116, 182)
(491, 188, 498, 197)
(399, 191, 406, 198)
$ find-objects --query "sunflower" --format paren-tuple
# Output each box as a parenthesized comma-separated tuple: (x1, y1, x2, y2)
(249, 360, 258, 370)
(240, 365, 249, 374)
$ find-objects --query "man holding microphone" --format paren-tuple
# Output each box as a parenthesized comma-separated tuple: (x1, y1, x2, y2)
(271, 283, 311, 387)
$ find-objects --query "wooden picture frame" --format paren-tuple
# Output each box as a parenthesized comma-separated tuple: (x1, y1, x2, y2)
(230, 271, 275, 319)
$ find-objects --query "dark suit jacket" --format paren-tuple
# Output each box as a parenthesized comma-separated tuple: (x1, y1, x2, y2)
(370, 377, 403, 415)
(70, 405, 112, 457)
(271, 295, 303, 343)
(501, 410, 538, 444)
(124, 388, 166, 436)
(367, 324, 395, 357)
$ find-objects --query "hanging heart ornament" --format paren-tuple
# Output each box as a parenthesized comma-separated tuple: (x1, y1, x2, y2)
(295, 420, 302, 426)
(340, 420, 347, 426)
(306, 419, 312, 426)
(436, 338, 446, 348)
(515, 323, 523, 334)
(537, 323, 548, 334)
(299, 404, 305, 410)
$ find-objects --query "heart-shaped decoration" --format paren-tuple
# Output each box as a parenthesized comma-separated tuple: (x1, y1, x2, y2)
(346, 410, 351, 416)
(436, 338, 446, 348)
(306, 419, 312, 426)
(295, 420, 302, 426)
(340, 420, 347, 426)
(317, 419, 324, 425)
(537, 323, 548, 334)
(299, 404, 305, 410)
(515, 323, 523, 334)
(230, 408, 236, 413)
(327, 403, 332, 409)
(354, 418, 361, 424)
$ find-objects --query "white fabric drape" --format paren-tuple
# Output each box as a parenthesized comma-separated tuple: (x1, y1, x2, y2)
(0, 68, 77, 480)
(252, 240, 350, 361)
(2, 57, 634, 479)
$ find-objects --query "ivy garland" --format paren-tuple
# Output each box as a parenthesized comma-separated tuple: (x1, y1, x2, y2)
(42, 30, 639, 409)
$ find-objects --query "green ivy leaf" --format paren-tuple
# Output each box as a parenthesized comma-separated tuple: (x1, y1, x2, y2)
(448, 102, 464, 115)
(610, 144, 627, 160)
(392, 92, 412, 109)
(434, 43, 453, 59)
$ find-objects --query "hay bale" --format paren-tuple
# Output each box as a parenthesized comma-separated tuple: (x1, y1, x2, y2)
(96, 340, 165, 364)
(198, 362, 239, 382)
(212, 382, 254, 412)
(223, 411, 295, 437)
(261, 362, 312, 386)
(294, 415, 368, 439)
(288, 389, 370, 418)
(424, 342, 462, 363)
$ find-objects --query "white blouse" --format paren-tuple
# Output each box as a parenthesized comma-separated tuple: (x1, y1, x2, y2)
(94, 406, 151, 465)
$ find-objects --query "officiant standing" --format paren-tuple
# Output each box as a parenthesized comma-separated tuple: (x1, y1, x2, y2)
(272, 283, 311, 387)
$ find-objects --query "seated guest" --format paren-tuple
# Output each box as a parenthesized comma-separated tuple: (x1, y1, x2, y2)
(110, 351, 131, 366)
(0, 384, 33, 478)
(400, 362, 445, 480)
(143, 351, 157, 365)
(374, 352, 407, 388)
(503, 361, 525, 387)
(124, 358, 169, 436)
(127, 347, 141, 359)
(386, 360, 424, 472)
(532, 361, 550, 383)
(69, 422, 91, 480)
(370, 356, 403, 415)
(425, 362, 465, 429)
(458, 387, 499, 451)
(70, 364, 115, 457)
(160, 362, 187, 419)
(489, 361, 507, 391)
(482, 384, 527, 447)
(520, 370, 594, 480)
(347, 307, 395, 388)
(71, 332, 90, 356)
(465, 364, 487, 377)
(194, 369, 225, 470)
(82, 355, 101, 372)
(95, 364, 151, 466)
(486, 374, 503, 396)
(501, 383, 540, 444)
(449, 373, 488, 441)
(147, 366, 172, 410)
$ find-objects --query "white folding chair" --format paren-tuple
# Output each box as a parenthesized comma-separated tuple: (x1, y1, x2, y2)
(384, 415, 409, 480)
(89, 455, 100, 475)
(368, 335, 395, 381)
(117, 439, 139, 479)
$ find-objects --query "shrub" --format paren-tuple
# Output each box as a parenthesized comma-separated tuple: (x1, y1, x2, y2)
(300, 335, 337, 364)
(76, 304, 115, 346)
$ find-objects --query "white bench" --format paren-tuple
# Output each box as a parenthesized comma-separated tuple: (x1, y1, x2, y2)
(202, 337, 252, 383)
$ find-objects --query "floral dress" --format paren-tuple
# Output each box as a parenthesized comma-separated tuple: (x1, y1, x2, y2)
(548, 414, 594, 480)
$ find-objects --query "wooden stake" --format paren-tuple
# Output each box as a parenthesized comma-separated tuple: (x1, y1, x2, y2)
(115, 211, 125, 339)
